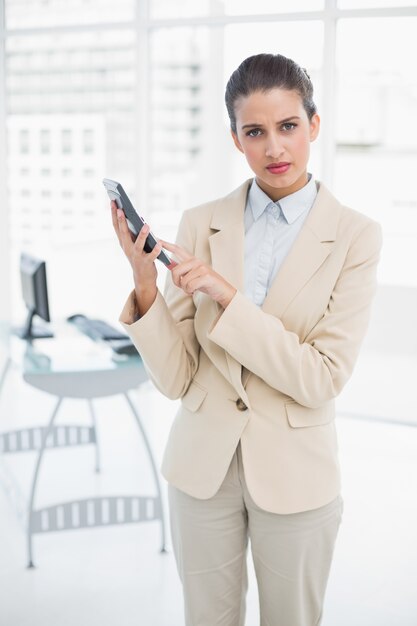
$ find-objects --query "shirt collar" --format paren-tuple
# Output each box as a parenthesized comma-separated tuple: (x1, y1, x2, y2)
(248, 174, 317, 225)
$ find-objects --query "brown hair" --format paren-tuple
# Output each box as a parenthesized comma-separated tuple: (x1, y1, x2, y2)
(225, 53, 317, 133)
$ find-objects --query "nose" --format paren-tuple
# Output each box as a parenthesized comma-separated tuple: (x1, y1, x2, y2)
(265, 133, 285, 159)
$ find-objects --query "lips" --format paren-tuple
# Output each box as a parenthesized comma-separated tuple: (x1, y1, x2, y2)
(266, 162, 290, 174)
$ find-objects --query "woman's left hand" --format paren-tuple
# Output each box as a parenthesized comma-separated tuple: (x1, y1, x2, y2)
(161, 241, 237, 309)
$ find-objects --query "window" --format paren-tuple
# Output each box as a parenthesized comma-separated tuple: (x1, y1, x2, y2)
(223, 0, 324, 14)
(150, 0, 324, 19)
(149, 27, 210, 215)
(2, 0, 416, 346)
(40, 129, 51, 153)
(19, 129, 29, 153)
(338, 0, 416, 7)
(335, 17, 417, 287)
(82, 129, 94, 154)
(5, 0, 135, 29)
(61, 129, 72, 154)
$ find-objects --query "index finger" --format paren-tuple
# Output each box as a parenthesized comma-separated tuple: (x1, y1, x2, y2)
(160, 240, 192, 263)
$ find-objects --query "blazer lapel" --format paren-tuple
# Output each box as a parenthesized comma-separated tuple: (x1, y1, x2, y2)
(262, 182, 341, 317)
(208, 180, 250, 292)
(204, 180, 342, 401)
(208, 179, 250, 400)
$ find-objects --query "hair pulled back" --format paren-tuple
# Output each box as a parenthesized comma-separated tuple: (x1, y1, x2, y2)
(225, 53, 317, 133)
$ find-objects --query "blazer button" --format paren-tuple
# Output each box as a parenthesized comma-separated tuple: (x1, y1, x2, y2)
(236, 398, 248, 411)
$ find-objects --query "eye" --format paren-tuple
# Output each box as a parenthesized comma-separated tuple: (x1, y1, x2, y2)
(246, 128, 263, 137)
(282, 122, 297, 131)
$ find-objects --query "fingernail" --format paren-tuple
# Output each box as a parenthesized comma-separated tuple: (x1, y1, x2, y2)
(117, 209, 123, 219)
(143, 224, 149, 233)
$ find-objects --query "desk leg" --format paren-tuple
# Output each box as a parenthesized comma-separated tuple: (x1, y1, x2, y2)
(87, 399, 101, 473)
(27, 396, 63, 569)
(123, 392, 167, 553)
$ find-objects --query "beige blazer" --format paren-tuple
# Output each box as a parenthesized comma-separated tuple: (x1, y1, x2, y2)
(120, 179, 382, 514)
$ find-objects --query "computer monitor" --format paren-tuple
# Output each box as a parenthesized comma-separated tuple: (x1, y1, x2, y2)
(14, 253, 54, 340)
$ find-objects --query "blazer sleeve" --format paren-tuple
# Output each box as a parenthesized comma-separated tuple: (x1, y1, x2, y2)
(119, 211, 200, 400)
(208, 220, 382, 409)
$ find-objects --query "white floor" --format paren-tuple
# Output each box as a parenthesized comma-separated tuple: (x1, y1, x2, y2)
(1, 352, 417, 626)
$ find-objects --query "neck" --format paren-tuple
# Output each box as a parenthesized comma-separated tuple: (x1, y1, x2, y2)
(255, 171, 309, 201)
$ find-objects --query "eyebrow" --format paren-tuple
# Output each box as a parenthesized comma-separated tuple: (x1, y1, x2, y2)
(241, 116, 301, 130)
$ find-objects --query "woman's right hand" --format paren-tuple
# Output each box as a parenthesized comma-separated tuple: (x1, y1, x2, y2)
(111, 200, 162, 316)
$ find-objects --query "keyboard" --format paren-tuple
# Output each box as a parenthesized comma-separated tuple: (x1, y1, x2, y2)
(107, 338, 138, 356)
(67, 313, 139, 356)
(67, 314, 129, 341)
(67, 314, 139, 357)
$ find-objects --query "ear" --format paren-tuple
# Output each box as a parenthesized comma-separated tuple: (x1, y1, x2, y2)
(231, 129, 244, 154)
(309, 113, 320, 142)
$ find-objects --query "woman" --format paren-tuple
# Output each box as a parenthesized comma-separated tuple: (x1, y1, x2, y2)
(112, 53, 381, 626)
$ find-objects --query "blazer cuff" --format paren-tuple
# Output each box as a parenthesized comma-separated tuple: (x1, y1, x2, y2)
(119, 288, 162, 328)
(210, 290, 252, 338)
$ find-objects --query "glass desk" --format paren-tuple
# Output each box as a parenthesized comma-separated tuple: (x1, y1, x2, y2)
(0, 327, 167, 567)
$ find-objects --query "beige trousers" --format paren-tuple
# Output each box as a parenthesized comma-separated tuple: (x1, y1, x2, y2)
(168, 443, 343, 626)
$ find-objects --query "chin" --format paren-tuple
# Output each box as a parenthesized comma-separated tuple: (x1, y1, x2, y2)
(261, 174, 296, 188)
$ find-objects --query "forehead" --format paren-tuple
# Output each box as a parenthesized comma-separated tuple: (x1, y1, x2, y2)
(234, 88, 306, 121)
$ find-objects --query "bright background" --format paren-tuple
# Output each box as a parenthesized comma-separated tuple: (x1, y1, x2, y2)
(0, 2, 416, 625)
(1, 0, 417, 324)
